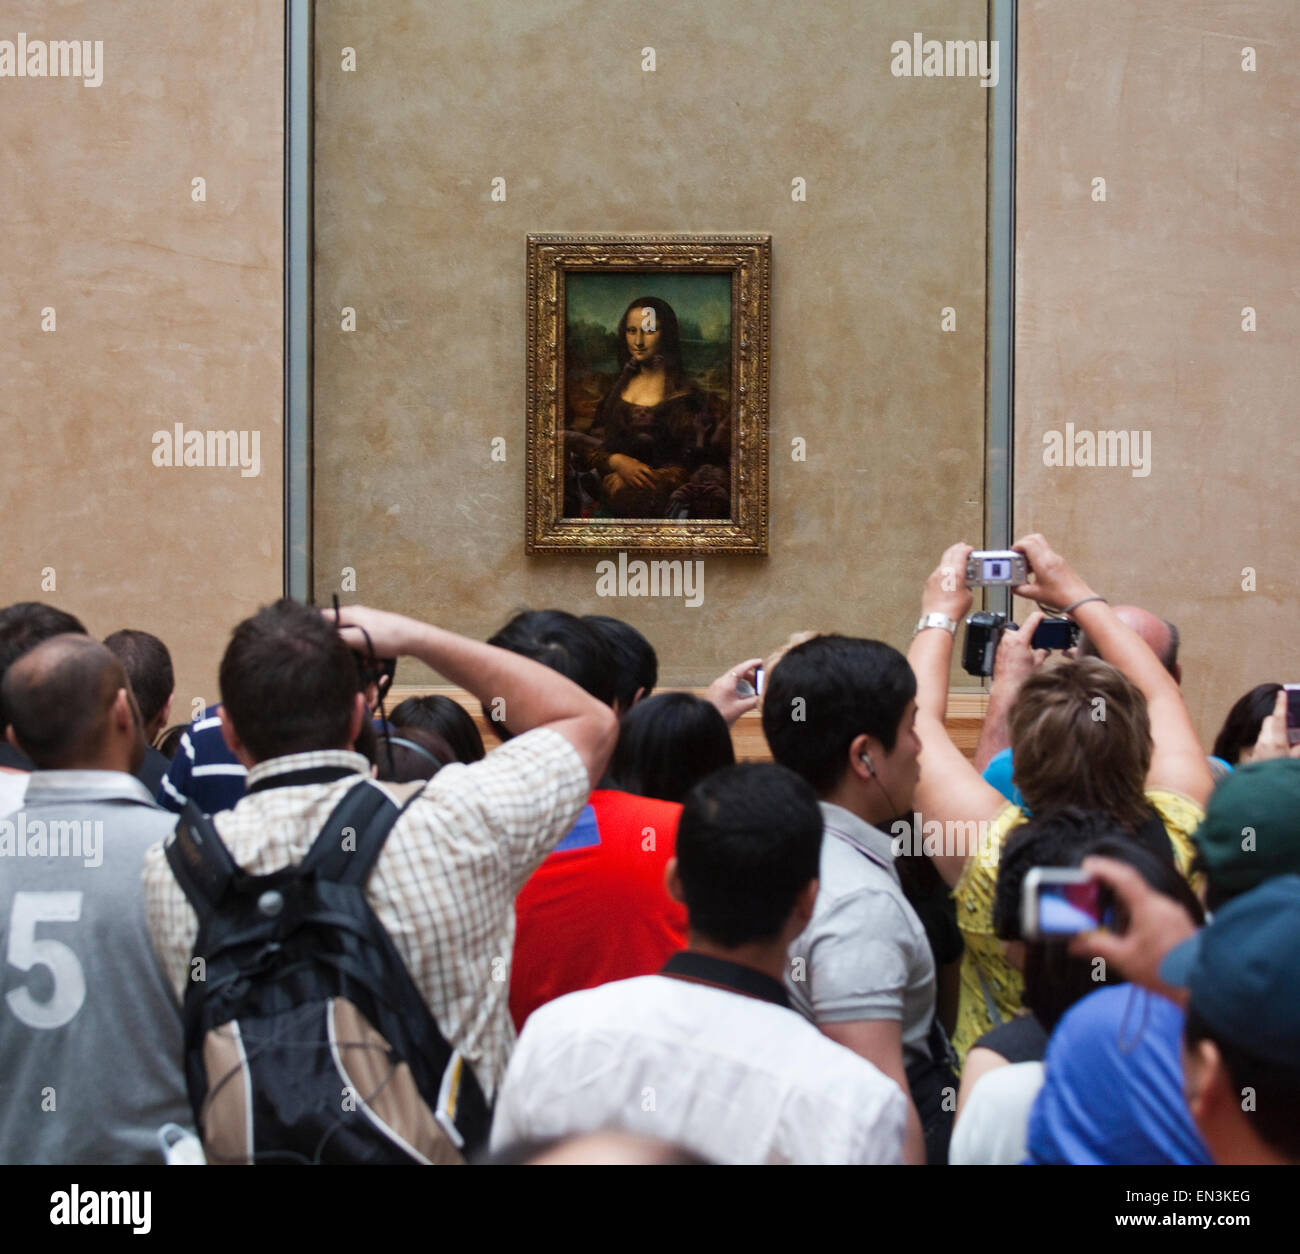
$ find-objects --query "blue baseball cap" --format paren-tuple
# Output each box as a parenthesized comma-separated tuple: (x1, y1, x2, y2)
(1159, 875, 1300, 1067)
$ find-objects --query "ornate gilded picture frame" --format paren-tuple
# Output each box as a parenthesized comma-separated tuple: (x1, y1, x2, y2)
(526, 233, 771, 554)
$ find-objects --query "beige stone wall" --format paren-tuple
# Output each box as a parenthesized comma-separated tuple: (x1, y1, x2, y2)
(1014, 1, 1300, 745)
(0, 2, 284, 720)
(313, 1, 991, 687)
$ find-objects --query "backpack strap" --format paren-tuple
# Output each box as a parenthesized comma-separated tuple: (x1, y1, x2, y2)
(301, 778, 428, 887)
(165, 801, 239, 921)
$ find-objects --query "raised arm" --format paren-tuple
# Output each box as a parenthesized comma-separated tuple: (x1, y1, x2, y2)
(328, 605, 618, 789)
(971, 610, 1046, 772)
(907, 542, 1011, 887)
(1010, 535, 1213, 808)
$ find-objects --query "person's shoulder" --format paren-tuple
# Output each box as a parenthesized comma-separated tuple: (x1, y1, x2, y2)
(590, 788, 681, 826)
(1144, 787, 1205, 833)
(810, 839, 912, 918)
(966, 1059, 1046, 1113)
(521, 975, 663, 1040)
(975, 1013, 1049, 1063)
(186, 712, 240, 764)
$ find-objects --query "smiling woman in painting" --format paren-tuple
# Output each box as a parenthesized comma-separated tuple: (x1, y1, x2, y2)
(583, 296, 730, 519)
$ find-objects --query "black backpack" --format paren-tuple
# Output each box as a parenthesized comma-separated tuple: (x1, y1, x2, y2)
(164, 778, 490, 1164)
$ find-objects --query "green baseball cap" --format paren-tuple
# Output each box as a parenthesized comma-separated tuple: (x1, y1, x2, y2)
(1192, 759, 1300, 897)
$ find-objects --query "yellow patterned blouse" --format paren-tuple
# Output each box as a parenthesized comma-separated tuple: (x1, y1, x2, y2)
(950, 789, 1204, 1068)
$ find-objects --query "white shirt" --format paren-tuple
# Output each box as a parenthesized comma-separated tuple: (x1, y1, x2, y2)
(0, 772, 26, 818)
(948, 1061, 1045, 1165)
(491, 968, 907, 1165)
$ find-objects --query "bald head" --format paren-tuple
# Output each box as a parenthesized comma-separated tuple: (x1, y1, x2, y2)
(1079, 605, 1180, 683)
(2, 635, 144, 772)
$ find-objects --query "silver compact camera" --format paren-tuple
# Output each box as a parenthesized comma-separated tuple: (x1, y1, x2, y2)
(965, 550, 1028, 587)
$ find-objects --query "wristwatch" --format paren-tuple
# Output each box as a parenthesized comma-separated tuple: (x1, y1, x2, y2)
(913, 612, 959, 639)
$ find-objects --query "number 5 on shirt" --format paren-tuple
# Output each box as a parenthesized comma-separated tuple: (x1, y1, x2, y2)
(5, 891, 86, 1030)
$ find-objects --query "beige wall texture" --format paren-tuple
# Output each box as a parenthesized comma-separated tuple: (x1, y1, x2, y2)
(0, 2, 284, 722)
(313, 0, 991, 688)
(1014, 1, 1300, 746)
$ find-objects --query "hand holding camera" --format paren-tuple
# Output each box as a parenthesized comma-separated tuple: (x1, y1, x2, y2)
(707, 657, 764, 727)
(1248, 686, 1300, 762)
(1008, 533, 1095, 610)
(1066, 856, 1199, 1002)
(325, 603, 415, 664)
(920, 541, 976, 623)
(961, 610, 1079, 677)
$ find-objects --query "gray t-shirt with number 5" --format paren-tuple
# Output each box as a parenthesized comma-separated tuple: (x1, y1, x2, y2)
(0, 771, 191, 1164)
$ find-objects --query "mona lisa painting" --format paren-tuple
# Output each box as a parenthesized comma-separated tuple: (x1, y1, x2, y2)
(526, 234, 770, 554)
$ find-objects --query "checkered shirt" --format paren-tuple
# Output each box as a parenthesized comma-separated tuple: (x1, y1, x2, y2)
(141, 727, 589, 1100)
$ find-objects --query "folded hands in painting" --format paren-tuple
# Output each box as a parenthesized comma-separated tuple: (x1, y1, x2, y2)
(605, 454, 657, 490)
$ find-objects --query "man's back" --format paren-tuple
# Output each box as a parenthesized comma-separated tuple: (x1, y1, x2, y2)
(0, 771, 189, 1164)
(143, 727, 589, 1100)
(492, 971, 907, 1164)
(510, 788, 687, 1030)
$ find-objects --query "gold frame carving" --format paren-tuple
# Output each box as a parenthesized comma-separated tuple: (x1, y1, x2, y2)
(526, 233, 771, 554)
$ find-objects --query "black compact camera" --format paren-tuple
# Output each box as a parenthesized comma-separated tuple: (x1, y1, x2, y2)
(962, 614, 1080, 677)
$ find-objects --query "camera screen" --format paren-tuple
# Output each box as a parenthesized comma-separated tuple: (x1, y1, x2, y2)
(983, 558, 1010, 581)
(1285, 685, 1300, 745)
(1037, 880, 1112, 936)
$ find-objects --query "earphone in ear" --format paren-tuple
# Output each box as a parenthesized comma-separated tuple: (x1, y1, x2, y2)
(859, 751, 875, 776)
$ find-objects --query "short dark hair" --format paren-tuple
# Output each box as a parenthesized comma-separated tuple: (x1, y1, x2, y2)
(993, 807, 1205, 1033)
(0, 602, 88, 724)
(1184, 1006, 1300, 1162)
(3, 635, 128, 769)
(582, 615, 657, 711)
(674, 763, 822, 947)
(606, 692, 734, 803)
(484, 610, 616, 736)
(219, 598, 359, 763)
(1212, 683, 1283, 766)
(103, 629, 174, 726)
(761, 635, 916, 796)
(390, 694, 485, 763)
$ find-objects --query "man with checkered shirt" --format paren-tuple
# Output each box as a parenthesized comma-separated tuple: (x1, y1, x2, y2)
(142, 599, 617, 1102)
